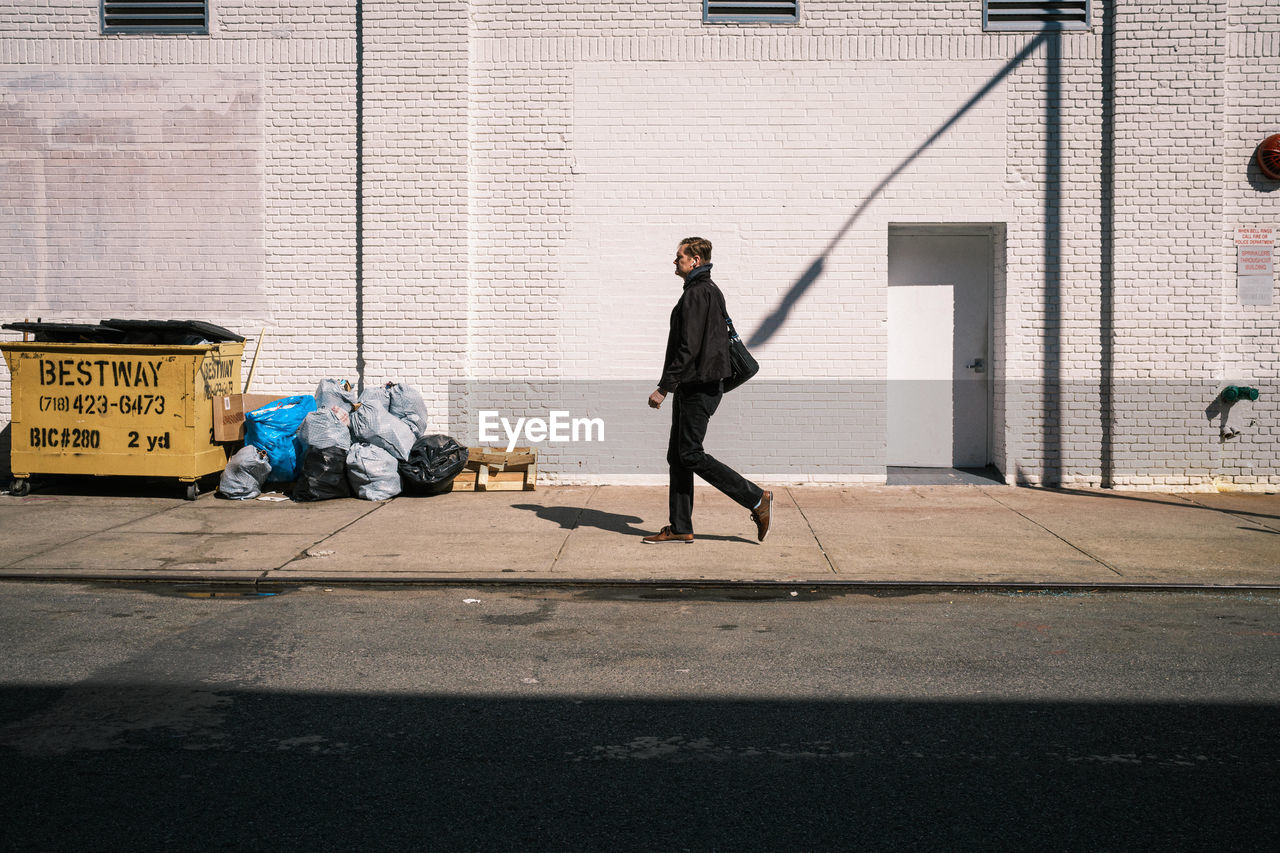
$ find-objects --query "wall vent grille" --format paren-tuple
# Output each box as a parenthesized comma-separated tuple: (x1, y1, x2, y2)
(983, 1, 1090, 32)
(705, 0, 798, 24)
(102, 1, 209, 35)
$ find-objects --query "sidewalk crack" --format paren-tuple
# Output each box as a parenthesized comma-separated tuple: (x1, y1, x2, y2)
(980, 488, 1125, 577)
(0, 500, 184, 570)
(548, 486, 597, 573)
(786, 486, 839, 574)
(263, 501, 387, 576)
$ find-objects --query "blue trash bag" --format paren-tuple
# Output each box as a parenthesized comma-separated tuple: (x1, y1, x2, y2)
(244, 395, 318, 482)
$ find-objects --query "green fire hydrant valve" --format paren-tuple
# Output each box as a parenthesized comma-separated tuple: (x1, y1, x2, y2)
(1223, 386, 1260, 403)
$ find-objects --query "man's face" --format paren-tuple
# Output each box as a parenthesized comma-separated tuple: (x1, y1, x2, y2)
(674, 246, 701, 279)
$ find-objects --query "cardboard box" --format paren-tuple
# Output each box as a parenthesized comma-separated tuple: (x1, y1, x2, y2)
(213, 393, 291, 442)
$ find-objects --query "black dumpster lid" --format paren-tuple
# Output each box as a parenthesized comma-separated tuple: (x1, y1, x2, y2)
(2, 322, 128, 343)
(101, 320, 245, 344)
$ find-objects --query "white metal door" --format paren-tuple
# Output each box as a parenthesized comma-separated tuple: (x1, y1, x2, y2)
(887, 230, 992, 467)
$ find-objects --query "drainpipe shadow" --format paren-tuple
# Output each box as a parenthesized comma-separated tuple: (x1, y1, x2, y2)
(748, 31, 1050, 351)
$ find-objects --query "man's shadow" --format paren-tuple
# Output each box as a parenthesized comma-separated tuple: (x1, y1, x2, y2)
(512, 505, 754, 543)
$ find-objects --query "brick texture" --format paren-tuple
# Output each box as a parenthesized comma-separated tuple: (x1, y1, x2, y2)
(1, 1, 1276, 489)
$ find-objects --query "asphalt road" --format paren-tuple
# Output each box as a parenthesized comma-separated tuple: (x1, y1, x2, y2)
(1, 582, 1278, 851)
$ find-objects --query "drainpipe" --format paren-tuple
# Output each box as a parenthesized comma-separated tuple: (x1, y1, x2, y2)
(355, 0, 366, 394)
(1099, 0, 1116, 487)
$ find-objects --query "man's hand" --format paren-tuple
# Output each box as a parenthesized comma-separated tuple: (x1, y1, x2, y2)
(648, 389, 667, 409)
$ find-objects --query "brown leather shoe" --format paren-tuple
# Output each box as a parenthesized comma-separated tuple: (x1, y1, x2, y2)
(750, 490, 773, 542)
(642, 526, 694, 544)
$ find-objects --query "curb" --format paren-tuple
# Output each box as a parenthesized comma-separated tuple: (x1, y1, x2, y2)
(7, 575, 1280, 595)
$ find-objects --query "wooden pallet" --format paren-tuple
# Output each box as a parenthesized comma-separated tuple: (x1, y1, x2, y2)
(452, 446, 538, 491)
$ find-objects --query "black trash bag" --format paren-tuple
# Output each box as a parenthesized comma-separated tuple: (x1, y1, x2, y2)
(292, 445, 352, 502)
(399, 434, 469, 495)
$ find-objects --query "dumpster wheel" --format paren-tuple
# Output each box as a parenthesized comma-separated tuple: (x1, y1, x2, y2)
(184, 481, 199, 501)
(9, 478, 30, 497)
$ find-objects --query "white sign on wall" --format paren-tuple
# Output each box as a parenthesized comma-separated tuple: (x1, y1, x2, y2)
(1236, 227, 1275, 306)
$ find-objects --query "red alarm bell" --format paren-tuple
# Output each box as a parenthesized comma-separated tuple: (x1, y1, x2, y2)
(1258, 134, 1280, 181)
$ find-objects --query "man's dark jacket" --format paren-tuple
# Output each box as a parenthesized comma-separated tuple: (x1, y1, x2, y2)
(659, 264, 731, 393)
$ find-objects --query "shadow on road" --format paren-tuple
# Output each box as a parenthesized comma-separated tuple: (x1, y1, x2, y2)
(1, 685, 1276, 850)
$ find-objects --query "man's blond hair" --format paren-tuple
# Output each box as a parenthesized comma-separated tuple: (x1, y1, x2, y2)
(679, 237, 712, 263)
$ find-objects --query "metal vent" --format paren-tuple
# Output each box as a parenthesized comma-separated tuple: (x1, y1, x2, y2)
(983, 1, 1090, 32)
(102, 1, 209, 35)
(705, 0, 798, 24)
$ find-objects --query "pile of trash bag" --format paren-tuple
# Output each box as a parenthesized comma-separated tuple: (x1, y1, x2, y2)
(292, 445, 351, 502)
(245, 396, 317, 482)
(400, 434, 469, 496)
(345, 442, 401, 501)
(298, 406, 351, 452)
(219, 445, 272, 500)
(350, 402, 415, 462)
(222, 379, 467, 503)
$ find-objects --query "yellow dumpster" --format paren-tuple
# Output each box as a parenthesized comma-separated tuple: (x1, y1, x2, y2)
(2, 324, 244, 500)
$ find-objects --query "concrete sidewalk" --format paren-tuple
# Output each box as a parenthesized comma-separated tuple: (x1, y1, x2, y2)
(2, 482, 1278, 588)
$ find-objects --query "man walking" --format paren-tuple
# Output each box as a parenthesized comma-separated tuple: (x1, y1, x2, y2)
(643, 237, 772, 544)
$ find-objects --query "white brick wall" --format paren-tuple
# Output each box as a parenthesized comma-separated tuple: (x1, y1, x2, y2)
(1219, 0, 1280, 485)
(0, 1, 359, 414)
(2, 1, 1277, 489)
(0, 67, 267, 318)
(1109, 1, 1227, 489)
(360, 1, 469, 431)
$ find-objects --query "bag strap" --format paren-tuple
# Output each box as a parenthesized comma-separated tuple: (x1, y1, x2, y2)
(714, 283, 742, 341)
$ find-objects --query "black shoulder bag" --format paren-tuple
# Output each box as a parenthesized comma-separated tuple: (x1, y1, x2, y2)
(722, 313, 759, 393)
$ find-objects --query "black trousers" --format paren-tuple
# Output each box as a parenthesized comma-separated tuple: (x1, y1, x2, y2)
(667, 381, 764, 535)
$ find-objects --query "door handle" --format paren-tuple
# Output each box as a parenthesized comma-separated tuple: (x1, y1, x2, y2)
(966, 358, 986, 373)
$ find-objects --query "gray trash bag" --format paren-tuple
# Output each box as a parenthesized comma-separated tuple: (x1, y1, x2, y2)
(298, 406, 352, 451)
(349, 401, 416, 461)
(386, 383, 430, 437)
(219, 445, 271, 500)
(358, 384, 392, 409)
(346, 442, 402, 501)
(315, 379, 358, 412)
